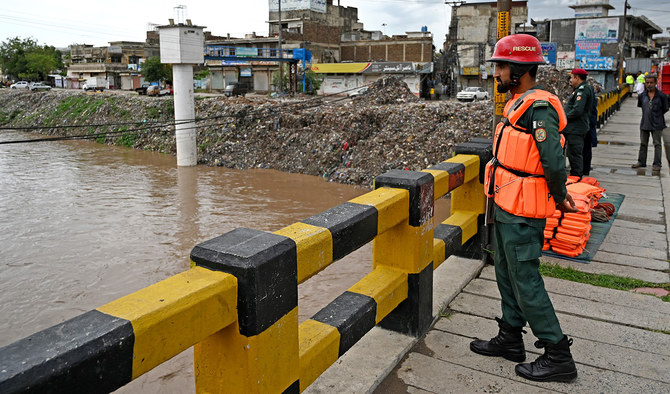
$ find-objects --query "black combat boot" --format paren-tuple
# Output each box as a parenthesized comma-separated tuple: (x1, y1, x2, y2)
(515, 335, 578, 382)
(470, 317, 526, 362)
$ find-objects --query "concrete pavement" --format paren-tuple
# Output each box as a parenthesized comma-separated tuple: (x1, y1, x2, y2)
(307, 96, 670, 393)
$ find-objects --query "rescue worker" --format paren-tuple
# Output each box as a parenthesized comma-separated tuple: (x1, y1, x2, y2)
(563, 68, 594, 178)
(626, 73, 635, 95)
(471, 34, 579, 383)
(637, 72, 646, 85)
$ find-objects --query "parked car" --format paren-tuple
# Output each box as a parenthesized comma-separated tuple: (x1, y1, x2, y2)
(10, 81, 30, 89)
(29, 82, 51, 91)
(146, 85, 172, 97)
(348, 86, 369, 98)
(224, 82, 248, 97)
(135, 83, 150, 95)
(456, 87, 489, 101)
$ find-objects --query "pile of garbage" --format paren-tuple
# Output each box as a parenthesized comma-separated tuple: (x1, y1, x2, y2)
(0, 84, 494, 187)
(353, 76, 420, 105)
(537, 66, 604, 100)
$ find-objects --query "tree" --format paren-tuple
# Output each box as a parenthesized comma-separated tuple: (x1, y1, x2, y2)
(0, 37, 62, 81)
(142, 56, 172, 84)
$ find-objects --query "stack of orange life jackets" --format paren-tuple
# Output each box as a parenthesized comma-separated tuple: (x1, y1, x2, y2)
(543, 176, 606, 257)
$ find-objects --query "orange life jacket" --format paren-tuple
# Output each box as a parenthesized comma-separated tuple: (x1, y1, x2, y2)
(484, 89, 568, 218)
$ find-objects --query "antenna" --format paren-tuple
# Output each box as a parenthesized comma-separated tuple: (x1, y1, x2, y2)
(174, 5, 187, 24)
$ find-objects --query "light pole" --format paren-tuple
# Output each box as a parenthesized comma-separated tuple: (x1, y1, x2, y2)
(278, 0, 283, 94)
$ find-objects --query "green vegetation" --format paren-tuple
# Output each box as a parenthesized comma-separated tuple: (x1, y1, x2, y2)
(540, 263, 669, 302)
(118, 129, 137, 147)
(0, 109, 22, 124)
(438, 308, 452, 318)
(0, 37, 63, 81)
(143, 56, 172, 84)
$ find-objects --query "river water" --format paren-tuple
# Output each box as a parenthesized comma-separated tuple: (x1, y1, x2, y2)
(0, 130, 449, 392)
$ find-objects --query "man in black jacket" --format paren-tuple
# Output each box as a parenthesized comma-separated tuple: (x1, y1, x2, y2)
(633, 75, 670, 171)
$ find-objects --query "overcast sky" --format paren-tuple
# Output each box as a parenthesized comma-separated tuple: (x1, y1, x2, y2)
(1, 1, 668, 50)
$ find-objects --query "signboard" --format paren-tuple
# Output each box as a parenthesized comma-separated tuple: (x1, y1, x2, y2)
(269, 0, 326, 13)
(236, 47, 258, 57)
(575, 41, 601, 57)
(575, 18, 619, 43)
(579, 56, 614, 70)
(557, 51, 576, 70)
(366, 62, 414, 73)
(497, 11, 510, 40)
(462, 67, 480, 76)
(240, 68, 252, 77)
(541, 42, 557, 65)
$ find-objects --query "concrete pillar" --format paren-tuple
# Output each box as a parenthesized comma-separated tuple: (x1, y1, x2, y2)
(173, 64, 197, 166)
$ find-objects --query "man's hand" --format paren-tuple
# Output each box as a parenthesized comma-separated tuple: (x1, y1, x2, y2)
(557, 193, 579, 213)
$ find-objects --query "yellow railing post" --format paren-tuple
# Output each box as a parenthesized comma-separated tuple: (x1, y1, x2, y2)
(371, 170, 435, 336)
(190, 228, 300, 393)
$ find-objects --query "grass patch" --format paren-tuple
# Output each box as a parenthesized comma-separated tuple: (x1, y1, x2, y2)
(540, 262, 669, 302)
(0, 109, 22, 125)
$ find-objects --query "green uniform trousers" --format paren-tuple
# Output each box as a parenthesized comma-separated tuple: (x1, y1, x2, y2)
(564, 133, 585, 177)
(494, 220, 564, 344)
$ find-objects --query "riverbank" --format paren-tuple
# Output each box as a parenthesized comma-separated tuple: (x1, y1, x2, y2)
(0, 80, 492, 187)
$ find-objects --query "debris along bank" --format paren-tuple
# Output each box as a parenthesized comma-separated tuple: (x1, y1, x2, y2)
(0, 77, 492, 186)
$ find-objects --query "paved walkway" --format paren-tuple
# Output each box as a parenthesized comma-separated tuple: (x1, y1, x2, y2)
(307, 96, 670, 393)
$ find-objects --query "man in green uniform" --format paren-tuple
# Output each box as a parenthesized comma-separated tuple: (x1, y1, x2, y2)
(470, 34, 579, 383)
(563, 68, 594, 177)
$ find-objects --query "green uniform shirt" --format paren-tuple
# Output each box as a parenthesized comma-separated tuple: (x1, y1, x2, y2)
(626, 75, 634, 84)
(495, 87, 568, 227)
(563, 81, 594, 136)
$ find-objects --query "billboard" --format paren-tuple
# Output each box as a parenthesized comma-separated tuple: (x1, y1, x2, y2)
(575, 41, 601, 57)
(557, 51, 575, 70)
(579, 56, 614, 70)
(575, 18, 619, 43)
(269, 0, 326, 13)
(541, 42, 557, 65)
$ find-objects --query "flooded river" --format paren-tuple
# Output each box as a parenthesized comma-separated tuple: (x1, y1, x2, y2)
(0, 130, 448, 392)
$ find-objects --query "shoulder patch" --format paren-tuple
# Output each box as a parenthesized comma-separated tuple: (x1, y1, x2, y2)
(532, 100, 549, 108)
(536, 120, 545, 128)
(578, 85, 585, 90)
(576, 95, 582, 101)
(535, 128, 547, 142)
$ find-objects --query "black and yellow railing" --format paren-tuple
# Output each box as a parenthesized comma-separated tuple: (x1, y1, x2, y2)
(596, 83, 629, 128)
(0, 141, 492, 394)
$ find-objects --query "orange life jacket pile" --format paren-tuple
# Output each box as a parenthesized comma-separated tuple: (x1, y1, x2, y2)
(543, 176, 606, 257)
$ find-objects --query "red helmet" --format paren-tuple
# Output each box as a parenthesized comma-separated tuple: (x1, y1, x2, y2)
(488, 34, 546, 65)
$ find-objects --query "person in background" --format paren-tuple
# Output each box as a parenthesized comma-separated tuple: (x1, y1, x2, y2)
(472, 33, 579, 383)
(563, 68, 594, 178)
(633, 75, 669, 171)
(583, 84, 599, 175)
(626, 73, 635, 94)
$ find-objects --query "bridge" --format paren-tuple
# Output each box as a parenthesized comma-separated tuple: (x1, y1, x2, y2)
(2, 85, 668, 393)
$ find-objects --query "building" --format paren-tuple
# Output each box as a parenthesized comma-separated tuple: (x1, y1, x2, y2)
(204, 0, 436, 95)
(534, 0, 663, 88)
(438, 1, 529, 95)
(66, 35, 160, 90)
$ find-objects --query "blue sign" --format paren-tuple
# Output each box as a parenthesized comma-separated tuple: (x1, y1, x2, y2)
(541, 42, 557, 65)
(575, 41, 601, 57)
(579, 56, 614, 70)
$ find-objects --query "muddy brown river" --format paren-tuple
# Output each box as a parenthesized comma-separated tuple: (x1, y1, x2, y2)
(0, 130, 449, 392)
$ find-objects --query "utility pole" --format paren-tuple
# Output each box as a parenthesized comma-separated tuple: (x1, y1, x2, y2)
(618, 0, 630, 85)
(278, 0, 283, 95)
(493, 0, 512, 127)
(444, 1, 466, 97)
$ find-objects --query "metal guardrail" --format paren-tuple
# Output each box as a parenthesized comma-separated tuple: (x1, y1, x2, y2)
(0, 141, 492, 393)
(596, 83, 629, 128)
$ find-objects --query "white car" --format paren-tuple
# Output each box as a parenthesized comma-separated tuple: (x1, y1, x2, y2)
(10, 81, 30, 89)
(348, 86, 369, 97)
(457, 87, 489, 102)
(29, 82, 51, 91)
